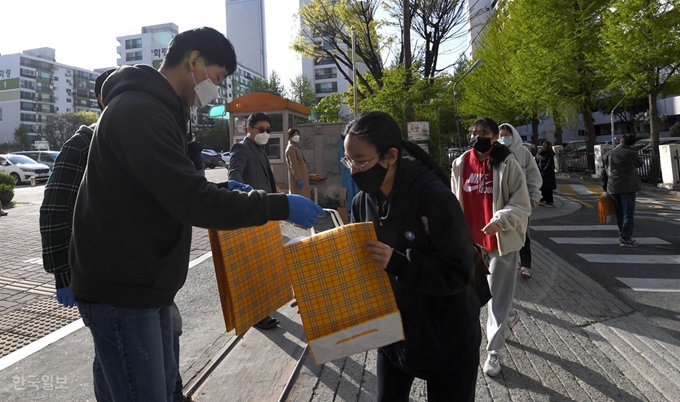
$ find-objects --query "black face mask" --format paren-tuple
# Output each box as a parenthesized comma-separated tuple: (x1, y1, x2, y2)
(471, 136, 493, 153)
(352, 162, 388, 194)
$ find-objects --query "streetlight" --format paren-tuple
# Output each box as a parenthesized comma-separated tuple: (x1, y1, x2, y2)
(611, 97, 625, 145)
(453, 58, 483, 148)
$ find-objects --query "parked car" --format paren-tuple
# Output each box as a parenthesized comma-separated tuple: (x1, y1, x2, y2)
(0, 154, 51, 184)
(201, 149, 224, 169)
(12, 151, 60, 170)
(220, 152, 231, 167)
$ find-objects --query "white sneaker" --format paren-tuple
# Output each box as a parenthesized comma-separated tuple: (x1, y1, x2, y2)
(484, 351, 501, 377)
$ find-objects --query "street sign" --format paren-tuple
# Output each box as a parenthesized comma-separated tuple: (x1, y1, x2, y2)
(34, 141, 49, 150)
(407, 121, 430, 141)
(456, 115, 477, 121)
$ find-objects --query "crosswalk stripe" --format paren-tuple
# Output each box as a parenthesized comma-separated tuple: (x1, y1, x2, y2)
(570, 184, 596, 195)
(532, 225, 618, 231)
(578, 254, 680, 264)
(550, 237, 671, 245)
(616, 278, 680, 292)
(557, 183, 603, 196)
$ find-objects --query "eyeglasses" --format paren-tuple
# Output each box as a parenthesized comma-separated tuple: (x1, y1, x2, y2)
(253, 126, 272, 134)
(340, 153, 382, 172)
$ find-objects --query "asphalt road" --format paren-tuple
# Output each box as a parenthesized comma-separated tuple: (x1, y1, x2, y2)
(530, 179, 680, 341)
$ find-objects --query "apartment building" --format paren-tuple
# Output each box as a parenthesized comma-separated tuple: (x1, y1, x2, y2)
(226, 0, 267, 77)
(116, 23, 179, 69)
(0, 47, 100, 145)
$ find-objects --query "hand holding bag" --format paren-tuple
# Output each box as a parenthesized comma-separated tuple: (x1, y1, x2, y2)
(598, 194, 615, 223)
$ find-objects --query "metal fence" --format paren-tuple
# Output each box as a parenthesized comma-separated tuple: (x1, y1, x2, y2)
(557, 150, 663, 184)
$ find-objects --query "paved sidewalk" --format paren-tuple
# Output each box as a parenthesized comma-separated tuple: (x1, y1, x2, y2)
(286, 198, 680, 402)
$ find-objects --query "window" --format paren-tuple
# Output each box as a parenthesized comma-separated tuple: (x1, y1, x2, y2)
(315, 67, 337, 80)
(233, 135, 284, 162)
(126, 51, 143, 61)
(315, 82, 337, 93)
(125, 38, 142, 49)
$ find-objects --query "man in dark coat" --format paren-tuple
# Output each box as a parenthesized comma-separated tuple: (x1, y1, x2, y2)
(601, 134, 643, 247)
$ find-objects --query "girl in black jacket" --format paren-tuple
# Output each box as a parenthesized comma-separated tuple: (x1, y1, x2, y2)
(535, 141, 557, 206)
(344, 111, 481, 402)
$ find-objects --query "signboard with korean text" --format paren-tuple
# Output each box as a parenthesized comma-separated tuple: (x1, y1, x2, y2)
(407, 121, 430, 141)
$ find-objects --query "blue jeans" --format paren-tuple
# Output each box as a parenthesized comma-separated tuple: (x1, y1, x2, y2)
(77, 301, 177, 402)
(611, 192, 636, 240)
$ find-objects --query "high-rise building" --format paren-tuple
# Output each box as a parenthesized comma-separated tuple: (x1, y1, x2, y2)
(299, 0, 363, 116)
(465, 0, 496, 59)
(116, 23, 179, 69)
(0, 48, 100, 145)
(226, 0, 267, 77)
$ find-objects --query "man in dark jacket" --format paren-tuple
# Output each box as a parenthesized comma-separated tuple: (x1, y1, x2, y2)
(69, 27, 323, 401)
(601, 134, 643, 247)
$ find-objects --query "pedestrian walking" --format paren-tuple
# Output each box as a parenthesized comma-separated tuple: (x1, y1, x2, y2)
(346, 111, 481, 402)
(285, 127, 311, 199)
(498, 123, 542, 280)
(451, 118, 531, 377)
(69, 28, 324, 401)
(601, 134, 643, 247)
(535, 141, 557, 207)
(228, 111, 282, 330)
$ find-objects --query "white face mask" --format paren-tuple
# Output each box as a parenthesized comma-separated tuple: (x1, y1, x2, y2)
(254, 132, 270, 145)
(291, 135, 300, 143)
(498, 136, 513, 146)
(191, 61, 218, 107)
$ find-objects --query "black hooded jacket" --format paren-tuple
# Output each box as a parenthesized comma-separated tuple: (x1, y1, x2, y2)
(535, 147, 556, 190)
(69, 65, 289, 308)
(351, 157, 481, 375)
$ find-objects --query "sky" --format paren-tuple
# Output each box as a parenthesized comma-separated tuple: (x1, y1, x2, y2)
(0, 0, 465, 90)
(0, 0, 303, 85)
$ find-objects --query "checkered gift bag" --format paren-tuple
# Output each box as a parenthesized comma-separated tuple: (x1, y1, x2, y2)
(283, 222, 404, 365)
(208, 221, 293, 335)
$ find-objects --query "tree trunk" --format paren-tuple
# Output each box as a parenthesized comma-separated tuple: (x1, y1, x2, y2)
(649, 92, 659, 154)
(403, 0, 413, 125)
(531, 118, 539, 145)
(554, 124, 563, 145)
(582, 109, 597, 172)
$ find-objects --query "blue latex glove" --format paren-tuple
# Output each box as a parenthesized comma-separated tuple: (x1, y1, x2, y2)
(56, 286, 75, 308)
(227, 180, 253, 192)
(296, 180, 304, 189)
(286, 194, 325, 228)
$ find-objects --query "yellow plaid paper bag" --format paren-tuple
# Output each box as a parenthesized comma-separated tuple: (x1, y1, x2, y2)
(284, 222, 404, 365)
(208, 221, 293, 335)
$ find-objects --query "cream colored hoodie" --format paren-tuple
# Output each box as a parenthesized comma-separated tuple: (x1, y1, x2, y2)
(451, 150, 531, 256)
(500, 123, 542, 203)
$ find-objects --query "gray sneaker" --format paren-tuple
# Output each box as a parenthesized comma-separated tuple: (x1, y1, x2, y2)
(484, 351, 501, 377)
(619, 238, 640, 248)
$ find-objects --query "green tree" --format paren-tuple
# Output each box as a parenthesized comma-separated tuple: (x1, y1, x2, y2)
(42, 112, 99, 150)
(245, 71, 287, 97)
(13, 124, 31, 150)
(314, 93, 347, 123)
(598, 0, 680, 153)
(197, 122, 230, 152)
(290, 74, 317, 107)
(294, 0, 385, 98)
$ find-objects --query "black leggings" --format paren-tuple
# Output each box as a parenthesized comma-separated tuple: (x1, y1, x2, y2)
(376, 348, 479, 402)
(541, 188, 554, 204)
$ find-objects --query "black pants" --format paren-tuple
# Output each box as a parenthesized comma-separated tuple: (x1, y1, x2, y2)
(376, 348, 478, 402)
(541, 188, 554, 204)
(519, 230, 531, 268)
